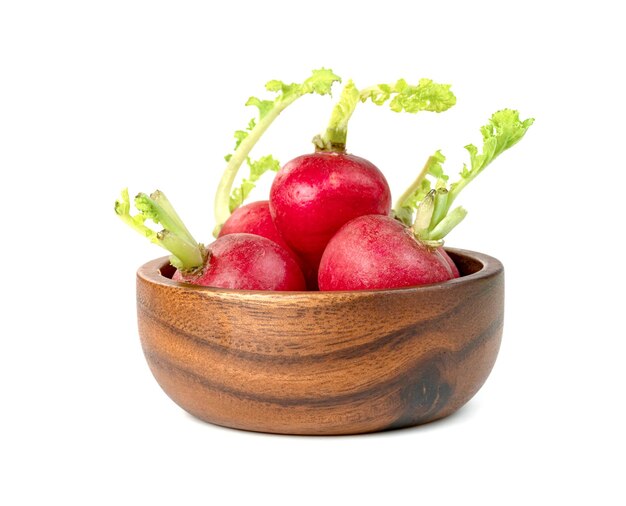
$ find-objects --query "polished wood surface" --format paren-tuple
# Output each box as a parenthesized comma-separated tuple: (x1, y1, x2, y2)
(136, 248, 504, 435)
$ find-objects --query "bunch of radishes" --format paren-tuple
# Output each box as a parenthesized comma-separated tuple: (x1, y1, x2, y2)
(116, 69, 533, 291)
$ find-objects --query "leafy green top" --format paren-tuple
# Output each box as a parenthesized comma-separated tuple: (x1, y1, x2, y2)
(115, 189, 205, 271)
(215, 68, 341, 234)
(360, 78, 457, 113)
(315, 78, 457, 152)
(227, 152, 280, 212)
(395, 109, 534, 245)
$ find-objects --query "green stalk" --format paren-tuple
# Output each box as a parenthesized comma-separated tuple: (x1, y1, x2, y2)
(136, 191, 198, 248)
(429, 188, 449, 230)
(314, 80, 360, 152)
(393, 154, 439, 216)
(428, 206, 468, 241)
(115, 189, 204, 271)
(157, 230, 204, 270)
(213, 100, 296, 232)
(413, 190, 436, 239)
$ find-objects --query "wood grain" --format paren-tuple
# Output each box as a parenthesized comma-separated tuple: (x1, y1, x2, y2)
(136, 248, 504, 435)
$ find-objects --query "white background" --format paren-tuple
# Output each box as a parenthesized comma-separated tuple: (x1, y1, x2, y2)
(1, 1, 625, 504)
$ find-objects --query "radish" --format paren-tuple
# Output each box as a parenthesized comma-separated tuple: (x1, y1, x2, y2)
(115, 189, 305, 290)
(318, 109, 534, 291)
(218, 200, 291, 252)
(270, 79, 457, 283)
(172, 233, 305, 290)
(218, 199, 304, 268)
(318, 214, 456, 290)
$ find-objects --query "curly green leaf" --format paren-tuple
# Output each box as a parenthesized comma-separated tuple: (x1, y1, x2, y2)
(317, 77, 456, 154)
(360, 78, 456, 113)
(447, 109, 535, 206)
(229, 155, 281, 211)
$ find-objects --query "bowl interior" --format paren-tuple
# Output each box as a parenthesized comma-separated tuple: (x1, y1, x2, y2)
(447, 250, 484, 277)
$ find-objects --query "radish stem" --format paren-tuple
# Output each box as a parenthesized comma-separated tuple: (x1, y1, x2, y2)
(393, 154, 440, 217)
(115, 189, 205, 270)
(314, 81, 360, 152)
(136, 191, 197, 248)
(214, 102, 291, 230)
(430, 188, 449, 229)
(413, 189, 436, 238)
(428, 206, 467, 241)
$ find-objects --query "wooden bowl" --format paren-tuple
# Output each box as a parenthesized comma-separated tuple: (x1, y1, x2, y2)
(136, 248, 504, 435)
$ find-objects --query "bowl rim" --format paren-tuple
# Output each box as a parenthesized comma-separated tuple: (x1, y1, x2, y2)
(136, 247, 503, 298)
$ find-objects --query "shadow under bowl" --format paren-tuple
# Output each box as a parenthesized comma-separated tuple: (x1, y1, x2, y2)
(136, 248, 504, 435)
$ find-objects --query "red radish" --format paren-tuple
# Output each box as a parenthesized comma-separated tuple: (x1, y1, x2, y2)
(218, 200, 300, 261)
(218, 200, 310, 283)
(269, 151, 391, 274)
(173, 233, 305, 290)
(115, 189, 305, 291)
(318, 214, 457, 290)
(219, 201, 282, 243)
(440, 247, 460, 278)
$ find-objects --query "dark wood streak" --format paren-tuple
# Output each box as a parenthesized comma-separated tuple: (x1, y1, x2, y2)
(386, 363, 454, 430)
(142, 314, 503, 410)
(387, 315, 504, 430)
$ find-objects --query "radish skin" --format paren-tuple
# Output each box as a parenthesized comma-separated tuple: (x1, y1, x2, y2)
(270, 151, 391, 274)
(173, 233, 305, 291)
(318, 215, 457, 291)
(219, 201, 293, 255)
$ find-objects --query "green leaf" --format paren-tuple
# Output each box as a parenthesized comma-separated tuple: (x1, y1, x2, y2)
(229, 154, 281, 212)
(232, 130, 248, 151)
(449, 109, 535, 200)
(245, 97, 274, 120)
(403, 178, 432, 212)
(264, 68, 340, 101)
(362, 83, 392, 105)
(229, 180, 256, 213)
(115, 188, 156, 240)
(298, 68, 342, 96)
(361, 78, 456, 114)
(427, 149, 448, 181)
